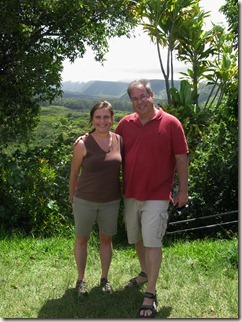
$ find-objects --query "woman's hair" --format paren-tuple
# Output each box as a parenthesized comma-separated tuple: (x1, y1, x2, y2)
(89, 100, 114, 124)
(127, 79, 153, 98)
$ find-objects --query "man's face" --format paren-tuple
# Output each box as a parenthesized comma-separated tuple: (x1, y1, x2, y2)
(130, 84, 154, 117)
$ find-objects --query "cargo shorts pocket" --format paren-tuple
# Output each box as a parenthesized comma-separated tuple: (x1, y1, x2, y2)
(156, 212, 168, 239)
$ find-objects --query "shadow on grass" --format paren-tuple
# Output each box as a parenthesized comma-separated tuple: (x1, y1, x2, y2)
(38, 285, 172, 319)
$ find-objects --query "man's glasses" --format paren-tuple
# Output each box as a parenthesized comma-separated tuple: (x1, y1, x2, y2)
(130, 93, 150, 104)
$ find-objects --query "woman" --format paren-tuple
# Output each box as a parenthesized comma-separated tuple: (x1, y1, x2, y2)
(69, 101, 122, 295)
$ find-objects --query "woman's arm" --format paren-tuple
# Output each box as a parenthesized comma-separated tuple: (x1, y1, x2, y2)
(69, 139, 87, 204)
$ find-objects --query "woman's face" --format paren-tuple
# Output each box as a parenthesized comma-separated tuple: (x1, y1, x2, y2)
(92, 108, 113, 133)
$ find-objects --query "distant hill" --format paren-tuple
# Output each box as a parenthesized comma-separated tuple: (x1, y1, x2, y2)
(61, 79, 181, 101)
(61, 79, 212, 104)
(61, 80, 128, 99)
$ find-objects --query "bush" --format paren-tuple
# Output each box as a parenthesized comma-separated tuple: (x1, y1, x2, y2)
(189, 119, 238, 219)
(0, 105, 238, 239)
(0, 138, 74, 237)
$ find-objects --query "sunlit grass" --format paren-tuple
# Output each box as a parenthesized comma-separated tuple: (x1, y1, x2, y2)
(0, 235, 238, 318)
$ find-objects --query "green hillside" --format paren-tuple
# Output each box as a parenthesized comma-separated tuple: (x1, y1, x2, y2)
(61, 79, 212, 104)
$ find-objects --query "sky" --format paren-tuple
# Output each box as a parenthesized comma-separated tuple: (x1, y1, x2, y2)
(61, 0, 228, 83)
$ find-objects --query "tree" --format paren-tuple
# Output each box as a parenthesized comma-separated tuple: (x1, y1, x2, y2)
(176, 11, 214, 108)
(204, 26, 238, 111)
(138, 0, 236, 110)
(169, 80, 208, 154)
(138, 0, 207, 104)
(220, 0, 238, 50)
(0, 0, 138, 146)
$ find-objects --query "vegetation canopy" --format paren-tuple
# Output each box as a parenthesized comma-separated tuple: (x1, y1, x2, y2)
(0, 0, 238, 240)
(0, 0, 138, 145)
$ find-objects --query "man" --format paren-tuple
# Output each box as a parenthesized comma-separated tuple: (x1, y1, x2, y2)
(115, 79, 189, 318)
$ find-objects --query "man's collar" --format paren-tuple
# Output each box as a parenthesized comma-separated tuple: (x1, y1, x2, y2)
(130, 107, 163, 122)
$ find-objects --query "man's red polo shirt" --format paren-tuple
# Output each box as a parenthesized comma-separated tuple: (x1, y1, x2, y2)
(115, 108, 189, 201)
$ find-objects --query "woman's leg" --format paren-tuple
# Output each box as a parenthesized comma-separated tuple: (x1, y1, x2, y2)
(74, 235, 89, 281)
(99, 232, 112, 279)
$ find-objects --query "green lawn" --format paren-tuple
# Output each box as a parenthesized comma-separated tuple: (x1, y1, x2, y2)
(0, 235, 238, 318)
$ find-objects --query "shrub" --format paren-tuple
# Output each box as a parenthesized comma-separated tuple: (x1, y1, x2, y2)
(0, 138, 73, 237)
(189, 119, 238, 221)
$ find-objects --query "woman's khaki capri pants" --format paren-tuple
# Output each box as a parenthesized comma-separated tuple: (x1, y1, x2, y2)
(124, 198, 169, 247)
(73, 196, 121, 237)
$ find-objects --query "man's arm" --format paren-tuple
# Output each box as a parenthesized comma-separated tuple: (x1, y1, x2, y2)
(173, 154, 189, 208)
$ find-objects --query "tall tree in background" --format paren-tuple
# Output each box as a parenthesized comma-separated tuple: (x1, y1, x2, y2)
(204, 25, 238, 111)
(137, 0, 235, 109)
(216, 0, 238, 122)
(0, 0, 138, 146)
(175, 9, 214, 108)
(220, 0, 238, 50)
(138, 0, 207, 104)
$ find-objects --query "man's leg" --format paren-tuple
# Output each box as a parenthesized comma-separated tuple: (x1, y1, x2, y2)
(139, 200, 168, 317)
(124, 199, 148, 285)
(139, 246, 162, 317)
(134, 240, 148, 283)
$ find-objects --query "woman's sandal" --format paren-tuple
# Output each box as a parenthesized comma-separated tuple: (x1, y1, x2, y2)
(125, 271, 148, 288)
(139, 291, 157, 318)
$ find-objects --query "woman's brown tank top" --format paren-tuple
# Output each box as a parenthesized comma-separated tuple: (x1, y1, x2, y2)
(75, 132, 122, 203)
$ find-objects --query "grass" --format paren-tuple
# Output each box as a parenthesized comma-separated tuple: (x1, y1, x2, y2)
(0, 234, 238, 318)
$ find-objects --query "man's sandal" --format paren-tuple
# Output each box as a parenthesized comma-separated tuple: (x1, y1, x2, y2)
(125, 271, 148, 288)
(139, 291, 157, 318)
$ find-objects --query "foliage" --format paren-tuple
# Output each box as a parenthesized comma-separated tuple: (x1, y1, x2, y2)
(220, 0, 238, 49)
(138, 0, 212, 103)
(48, 96, 133, 112)
(0, 101, 238, 238)
(0, 0, 238, 239)
(204, 26, 238, 110)
(170, 80, 198, 107)
(188, 119, 238, 217)
(48, 98, 93, 111)
(30, 106, 90, 148)
(138, 0, 238, 116)
(0, 137, 74, 237)
(165, 77, 237, 235)
(0, 108, 129, 237)
(0, 0, 138, 146)
(176, 24, 215, 108)
(168, 80, 209, 154)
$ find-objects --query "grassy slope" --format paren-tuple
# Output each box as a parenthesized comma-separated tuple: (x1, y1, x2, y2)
(0, 235, 238, 318)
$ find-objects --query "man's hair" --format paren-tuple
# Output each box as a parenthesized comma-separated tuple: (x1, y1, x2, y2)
(127, 79, 153, 97)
